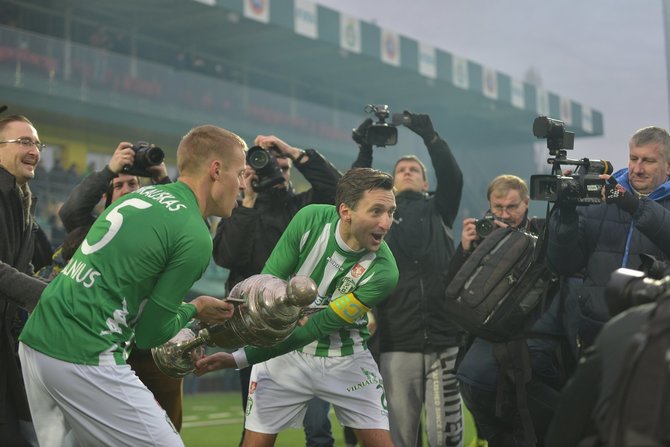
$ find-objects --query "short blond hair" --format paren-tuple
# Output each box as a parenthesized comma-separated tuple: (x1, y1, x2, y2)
(487, 175, 528, 201)
(177, 125, 247, 175)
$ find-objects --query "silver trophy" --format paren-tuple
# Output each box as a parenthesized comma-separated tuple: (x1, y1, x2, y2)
(151, 274, 318, 378)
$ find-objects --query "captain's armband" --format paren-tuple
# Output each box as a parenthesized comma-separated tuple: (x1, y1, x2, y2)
(329, 293, 370, 324)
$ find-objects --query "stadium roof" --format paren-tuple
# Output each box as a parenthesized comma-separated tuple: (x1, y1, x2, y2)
(35, 0, 602, 142)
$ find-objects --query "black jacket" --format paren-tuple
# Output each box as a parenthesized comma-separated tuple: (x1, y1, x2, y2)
(545, 302, 656, 447)
(548, 170, 670, 340)
(0, 167, 47, 437)
(213, 148, 341, 291)
(354, 135, 464, 351)
(58, 165, 117, 233)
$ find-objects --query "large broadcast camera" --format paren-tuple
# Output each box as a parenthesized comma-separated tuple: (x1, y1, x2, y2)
(606, 258, 670, 316)
(122, 141, 165, 177)
(530, 116, 613, 206)
(246, 145, 286, 192)
(360, 104, 401, 147)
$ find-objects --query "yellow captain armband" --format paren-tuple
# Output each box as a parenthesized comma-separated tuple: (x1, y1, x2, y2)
(329, 293, 370, 324)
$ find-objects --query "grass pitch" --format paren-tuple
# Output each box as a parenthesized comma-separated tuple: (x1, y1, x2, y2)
(181, 391, 476, 446)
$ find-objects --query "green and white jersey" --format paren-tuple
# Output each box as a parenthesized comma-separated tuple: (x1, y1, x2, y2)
(20, 182, 211, 366)
(261, 204, 398, 358)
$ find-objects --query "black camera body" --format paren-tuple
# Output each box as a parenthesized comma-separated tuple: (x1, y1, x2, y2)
(530, 116, 613, 206)
(474, 215, 496, 239)
(246, 145, 285, 192)
(606, 264, 670, 317)
(122, 141, 165, 177)
(362, 104, 398, 147)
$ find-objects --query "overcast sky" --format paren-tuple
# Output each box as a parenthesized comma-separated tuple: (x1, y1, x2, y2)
(313, 0, 669, 173)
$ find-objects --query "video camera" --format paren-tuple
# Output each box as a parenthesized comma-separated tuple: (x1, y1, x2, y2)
(122, 141, 165, 177)
(359, 104, 400, 147)
(606, 258, 670, 316)
(529, 116, 613, 206)
(246, 145, 286, 192)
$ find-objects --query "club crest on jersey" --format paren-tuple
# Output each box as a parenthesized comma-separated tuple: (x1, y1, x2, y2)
(249, 381, 257, 395)
(351, 263, 366, 278)
(337, 277, 356, 294)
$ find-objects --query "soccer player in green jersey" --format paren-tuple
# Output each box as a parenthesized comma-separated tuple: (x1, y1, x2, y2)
(196, 167, 399, 447)
(19, 125, 247, 446)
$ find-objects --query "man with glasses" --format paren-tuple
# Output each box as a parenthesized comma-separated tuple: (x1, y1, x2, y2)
(0, 114, 49, 445)
(212, 134, 342, 447)
(450, 175, 558, 446)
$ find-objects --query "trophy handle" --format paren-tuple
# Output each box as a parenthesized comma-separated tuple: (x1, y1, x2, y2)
(151, 328, 209, 378)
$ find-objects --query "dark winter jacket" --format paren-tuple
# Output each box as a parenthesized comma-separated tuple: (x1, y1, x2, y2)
(355, 135, 464, 351)
(0, 166, 47, 438)
(58, 165, 117, 233)
(213, 148, 342, 292)
(548, 168, 670, 335)
(545, 302, 656, 447)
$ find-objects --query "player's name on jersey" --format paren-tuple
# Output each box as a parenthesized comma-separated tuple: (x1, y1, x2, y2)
(136, 186, 187, 212)
(61, 258, 101, 288)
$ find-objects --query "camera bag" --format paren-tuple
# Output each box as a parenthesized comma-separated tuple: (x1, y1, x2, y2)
(445, 226, 554, 343)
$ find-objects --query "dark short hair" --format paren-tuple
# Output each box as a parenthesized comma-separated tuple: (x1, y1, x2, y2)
(393, 155, 427, 181)
(336, 168, 394, 211)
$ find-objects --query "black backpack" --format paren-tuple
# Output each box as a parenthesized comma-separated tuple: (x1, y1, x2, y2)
(445, 225, 555, 343)
(600, 294, 670, 446)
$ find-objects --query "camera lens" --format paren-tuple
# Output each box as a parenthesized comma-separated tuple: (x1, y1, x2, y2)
(247, 147, 270, 170)
(144, 146, 164, 165)
(475, 218, 495, 239)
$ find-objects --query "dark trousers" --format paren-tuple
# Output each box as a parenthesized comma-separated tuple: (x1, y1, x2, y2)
(460, 376, 558, 447)
(127, 349, 183, 431)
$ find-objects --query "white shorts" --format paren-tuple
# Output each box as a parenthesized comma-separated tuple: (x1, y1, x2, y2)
(19, 343, 183, 447)
(245, 350, 388, 434)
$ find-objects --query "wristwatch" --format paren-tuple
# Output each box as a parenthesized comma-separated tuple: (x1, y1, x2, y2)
(293, 150, 307, 164)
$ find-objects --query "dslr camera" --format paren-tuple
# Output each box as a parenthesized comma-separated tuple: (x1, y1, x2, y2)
(246, 145, 286, 192)
(122, 141, 165, 177)
(474, 214, 496, 239)
(529, 116, 613, 206)
(360, 104, 399, 147)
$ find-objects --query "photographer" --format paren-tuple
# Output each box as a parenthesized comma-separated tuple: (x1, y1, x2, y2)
(59, 141, 170, 232)
(351, 111, 464, 447)
(547, 126, 670, 349)
(57, 141, 183, 431)
(448, 175, 561, 446)
(212, 134, 342, 447)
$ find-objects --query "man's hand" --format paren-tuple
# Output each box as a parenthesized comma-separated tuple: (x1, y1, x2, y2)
(603, 176, 639, 214)
(403, 111, 437, 144)
(146, 162, 170, 183)
(241, 167, 259, 208)
(194, 352, 236, 376)
(352, 118, 373, 149)
(108, 142, 135, 174)
(191, 295, 235, 324)
(255, 134, 306, 162)
(461, 218, 479, 251)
